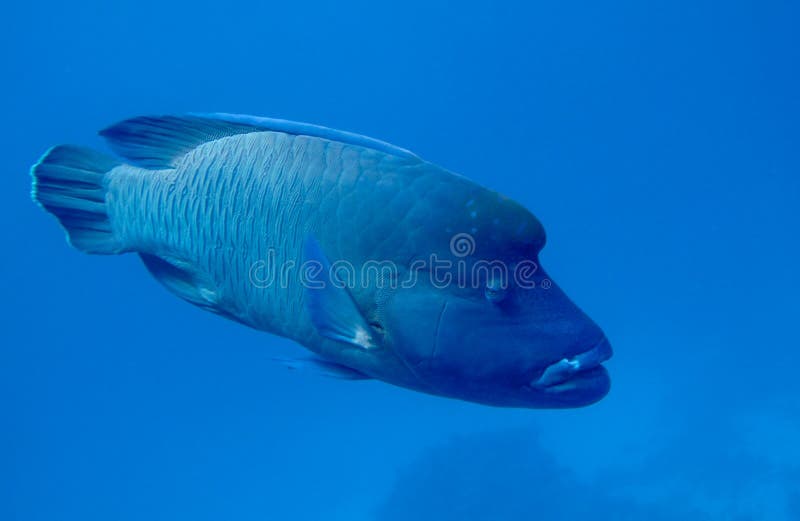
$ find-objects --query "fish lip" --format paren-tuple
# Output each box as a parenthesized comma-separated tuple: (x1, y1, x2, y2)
(529, 336, 613, 389)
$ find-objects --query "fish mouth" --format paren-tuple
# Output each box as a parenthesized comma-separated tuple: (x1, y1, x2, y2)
(529, 336, 613, 392)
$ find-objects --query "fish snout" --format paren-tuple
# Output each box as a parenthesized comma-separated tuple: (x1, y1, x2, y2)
(530, 336, 613, 389)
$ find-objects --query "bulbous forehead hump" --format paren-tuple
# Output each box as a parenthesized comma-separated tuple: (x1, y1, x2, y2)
(344, 161, 546, 263)
(445, 185, 546, 257)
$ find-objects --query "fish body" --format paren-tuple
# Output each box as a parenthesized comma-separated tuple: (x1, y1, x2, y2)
(32, 114, 612, 408)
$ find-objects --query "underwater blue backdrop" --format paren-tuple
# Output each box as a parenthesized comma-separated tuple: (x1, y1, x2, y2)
(2, 0, 798, 519)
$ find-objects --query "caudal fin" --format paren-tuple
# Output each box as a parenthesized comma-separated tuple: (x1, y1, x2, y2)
(31, 145, 123, 254)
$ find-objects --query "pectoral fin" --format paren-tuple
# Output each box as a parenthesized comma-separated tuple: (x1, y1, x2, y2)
(303, 236, 376, 349)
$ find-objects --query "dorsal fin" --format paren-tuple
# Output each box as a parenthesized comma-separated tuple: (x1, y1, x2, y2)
(99, 113, 419, 168)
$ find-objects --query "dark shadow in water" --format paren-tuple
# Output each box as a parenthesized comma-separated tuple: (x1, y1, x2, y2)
(377, 421, 799, 521)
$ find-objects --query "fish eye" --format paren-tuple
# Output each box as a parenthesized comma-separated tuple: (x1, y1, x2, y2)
(484, 279, 507, 304)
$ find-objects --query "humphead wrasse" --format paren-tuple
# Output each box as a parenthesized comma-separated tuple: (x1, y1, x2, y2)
(31, 114, 612, 408)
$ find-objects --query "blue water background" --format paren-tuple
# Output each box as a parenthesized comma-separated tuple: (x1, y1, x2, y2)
(2, 1, 798, 519)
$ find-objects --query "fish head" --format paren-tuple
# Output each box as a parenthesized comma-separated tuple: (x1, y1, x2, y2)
(376, 190, 612, 408)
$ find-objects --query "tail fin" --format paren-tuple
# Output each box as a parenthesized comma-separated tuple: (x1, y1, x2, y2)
(31, 145, 124, 254)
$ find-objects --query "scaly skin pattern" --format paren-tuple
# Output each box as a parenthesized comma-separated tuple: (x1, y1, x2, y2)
(104, 130, 531, 388)
(34, 117, 612, 408)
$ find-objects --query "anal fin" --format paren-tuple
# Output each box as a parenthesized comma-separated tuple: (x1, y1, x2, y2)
(140, 253, 219, 311)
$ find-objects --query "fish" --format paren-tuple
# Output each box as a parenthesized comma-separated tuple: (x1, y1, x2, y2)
(30, 113, 612, 408)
